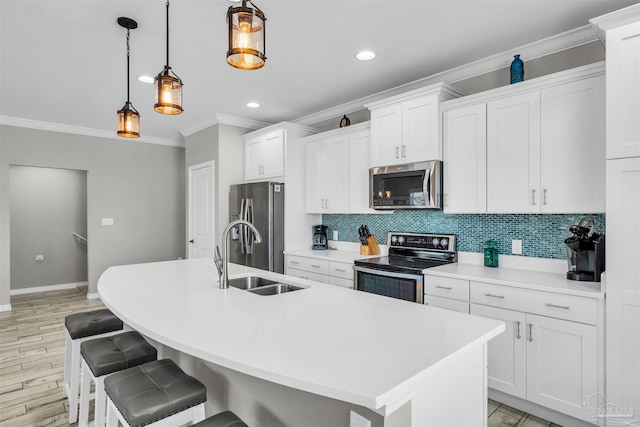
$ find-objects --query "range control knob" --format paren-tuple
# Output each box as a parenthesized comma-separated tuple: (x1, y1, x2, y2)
(440, 238, 449, 248)
(391, 235, 398, 244)
(432, 238, 440, 247)
(398, 236, 405, 245)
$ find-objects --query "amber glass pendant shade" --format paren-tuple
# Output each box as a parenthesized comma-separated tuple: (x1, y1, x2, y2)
(154, 68, 183, 114)
(227, 0, 266, 70)
(117, 102, 141, 138)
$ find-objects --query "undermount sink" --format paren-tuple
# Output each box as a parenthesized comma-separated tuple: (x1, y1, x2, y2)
(246, 283, 304, 296)
(227, 276, 306, 296)
(228, 276, 279, 290)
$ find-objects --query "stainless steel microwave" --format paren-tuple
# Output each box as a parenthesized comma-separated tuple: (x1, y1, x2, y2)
(369, 160, 442, 209)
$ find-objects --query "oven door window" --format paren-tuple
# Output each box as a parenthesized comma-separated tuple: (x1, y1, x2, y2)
(355, 269, 422, 303)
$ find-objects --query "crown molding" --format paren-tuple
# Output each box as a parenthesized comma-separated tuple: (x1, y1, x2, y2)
(292, 24, 598, 126)
(180, 113, 272, 137)
(590, 3, 640, 45)
(0, 116, 183, 147)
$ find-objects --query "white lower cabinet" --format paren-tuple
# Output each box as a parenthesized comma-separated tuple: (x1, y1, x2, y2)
(470, 282, 600, 421)
(285, 255, 354, 288)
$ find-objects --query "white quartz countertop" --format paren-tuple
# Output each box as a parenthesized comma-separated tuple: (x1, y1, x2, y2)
(98, 258, 503, 411)
(424, 263, 603, 299)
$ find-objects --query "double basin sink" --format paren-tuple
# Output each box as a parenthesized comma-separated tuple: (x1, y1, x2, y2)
(228, 276, 306, 296)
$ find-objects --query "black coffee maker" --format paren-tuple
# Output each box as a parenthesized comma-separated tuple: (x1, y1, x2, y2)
(312, 225, 329, 250)
(564, 217, 605, 282)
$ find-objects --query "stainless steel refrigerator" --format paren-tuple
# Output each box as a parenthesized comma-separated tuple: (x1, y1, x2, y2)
(228, 181, 285, 273)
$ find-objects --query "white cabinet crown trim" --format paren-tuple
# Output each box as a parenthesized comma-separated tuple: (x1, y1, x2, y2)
(365, 82, 465, 109)
(441, 62, 605, 111)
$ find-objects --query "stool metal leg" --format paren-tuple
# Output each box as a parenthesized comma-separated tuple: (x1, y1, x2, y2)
(78, 360, 92, 427)
(94, 375, 107, 427)
(68, 338, 81, 424)
(63, 331, 72, 398)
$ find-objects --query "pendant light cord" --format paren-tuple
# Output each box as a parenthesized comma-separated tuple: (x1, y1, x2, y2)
(165, 0, 170, 68)
(126, 29, 131, 103)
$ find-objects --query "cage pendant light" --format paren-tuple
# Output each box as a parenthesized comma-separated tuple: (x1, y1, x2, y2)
(117, 17, 140, 138)
(226, 0, 266, 70)
(154, 0, 183, 114)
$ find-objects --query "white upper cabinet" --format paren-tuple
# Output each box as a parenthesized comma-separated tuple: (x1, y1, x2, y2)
(442, 63, 606, 214)
(304, 122, 373, 214)
(539, 76, 605, 213)
(367, 83, 465, 166)
(244, 130, 285, 181)
(442, 104, 487, 213)
(487, 91, 541, 213)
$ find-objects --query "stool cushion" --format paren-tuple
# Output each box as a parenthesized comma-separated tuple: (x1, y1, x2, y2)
(81, 331, 157, 377)
(193, 411, 248, 427)
(65, 309, 123, 339)
(104, 359, 206, 427)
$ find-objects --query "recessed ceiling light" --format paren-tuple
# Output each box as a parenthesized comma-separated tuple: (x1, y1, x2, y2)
(246, 102, 261, 108)
(138, 75, 154, 84)
(356, 50, 376, 61)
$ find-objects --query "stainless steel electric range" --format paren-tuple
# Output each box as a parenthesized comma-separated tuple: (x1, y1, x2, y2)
(353, 232, 457, 303)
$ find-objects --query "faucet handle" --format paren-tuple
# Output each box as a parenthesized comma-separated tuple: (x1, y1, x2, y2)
(214, 246, 223, 278)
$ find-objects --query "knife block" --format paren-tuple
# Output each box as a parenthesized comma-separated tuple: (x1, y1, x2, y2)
(360, 235, 380, 255)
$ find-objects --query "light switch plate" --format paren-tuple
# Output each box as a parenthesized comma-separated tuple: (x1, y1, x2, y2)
(333, 230, 339, 240)
(512, 239, 523, 255)
(102, 218, 114, 226)
(350, 410, 371, 427)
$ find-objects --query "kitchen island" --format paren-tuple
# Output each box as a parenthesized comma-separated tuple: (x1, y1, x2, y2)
(98, 258, 504, 427)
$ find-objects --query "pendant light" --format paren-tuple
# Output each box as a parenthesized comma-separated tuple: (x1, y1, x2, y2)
(117, 17, 140, 138)
(226, 0, 266, 70)
(154, 0, 183, 114)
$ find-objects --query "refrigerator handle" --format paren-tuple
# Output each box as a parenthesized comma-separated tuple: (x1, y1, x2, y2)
(239, 198, 247, 254)
(246, 198, 254, 255)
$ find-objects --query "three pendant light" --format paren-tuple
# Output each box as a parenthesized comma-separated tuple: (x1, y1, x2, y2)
(117, 0, 266, 138)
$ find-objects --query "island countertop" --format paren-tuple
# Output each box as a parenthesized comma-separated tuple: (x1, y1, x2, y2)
(97, 258, 503, 413)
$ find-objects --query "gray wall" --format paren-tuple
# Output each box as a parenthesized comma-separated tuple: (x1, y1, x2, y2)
(10, 166, 87, 289)
(0, 125, 186, 305)
(185, 123, 248, 249)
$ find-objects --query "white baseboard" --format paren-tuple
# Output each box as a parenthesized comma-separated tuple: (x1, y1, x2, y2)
(10, 281, 89, 296)
(0, 304, 12, 312)
(86, 292, 100, 300)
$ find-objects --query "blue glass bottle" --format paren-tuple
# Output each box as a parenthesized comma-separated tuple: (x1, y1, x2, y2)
(510, 54, 524, 84)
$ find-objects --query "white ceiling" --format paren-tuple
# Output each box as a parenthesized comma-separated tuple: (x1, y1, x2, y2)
(0, 0, 636, 145)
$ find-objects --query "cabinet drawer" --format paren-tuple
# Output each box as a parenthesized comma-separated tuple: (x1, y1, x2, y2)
(424, 276, 470, 301)
(286, 268, 330, 284)
(329, 276, 353, 289)
(330, 262, 354, 280)
(425, 295, 470, 314)
(286, 256, 330, 275)
(470, 281, 598, 325)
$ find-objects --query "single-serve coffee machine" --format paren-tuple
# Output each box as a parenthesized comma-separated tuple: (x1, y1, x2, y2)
(312, 225, 329, 250)
(564, 217, 605, 282)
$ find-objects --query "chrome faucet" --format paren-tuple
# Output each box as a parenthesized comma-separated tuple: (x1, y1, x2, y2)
(216, 220, 262, 289)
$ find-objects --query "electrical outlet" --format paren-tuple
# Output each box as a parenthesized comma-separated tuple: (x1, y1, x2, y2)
(512, 240, 523, 255)
(102, 218, 114, 226)
(333, 230, 339, 241)
(35, 255, 44, 261)
(350, 411, 371, 427)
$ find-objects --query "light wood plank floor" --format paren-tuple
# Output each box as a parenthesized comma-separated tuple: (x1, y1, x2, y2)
(0, 287, 559, 427)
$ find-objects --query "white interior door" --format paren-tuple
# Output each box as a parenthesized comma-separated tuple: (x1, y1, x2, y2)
(188, 162, 215, 258)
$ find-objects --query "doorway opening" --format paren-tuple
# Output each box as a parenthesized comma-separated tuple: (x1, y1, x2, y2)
(9, 166, 88, 294)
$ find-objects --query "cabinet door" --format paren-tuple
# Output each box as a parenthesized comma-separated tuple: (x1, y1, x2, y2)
(471, 304, 527, 398)
(245, 136, 265, 181)
(606, 21, 640, 159)
(324, 136, 350, 213)
(370, 104, 402, 166)
(262, 130, 285, 178)
(540, 76, 605, 213)
(305, 140, 325, 213)
(442, 104, 487, 213)
(402, 94, 440, 161)
(487, 91, 541, 213)
(526, 314, 597, 420)
(348, 129, 374, 213)
(606, 157, 640, 415)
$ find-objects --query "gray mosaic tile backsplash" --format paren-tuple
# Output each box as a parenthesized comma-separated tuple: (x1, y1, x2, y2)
(322, 212, 606, 259)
